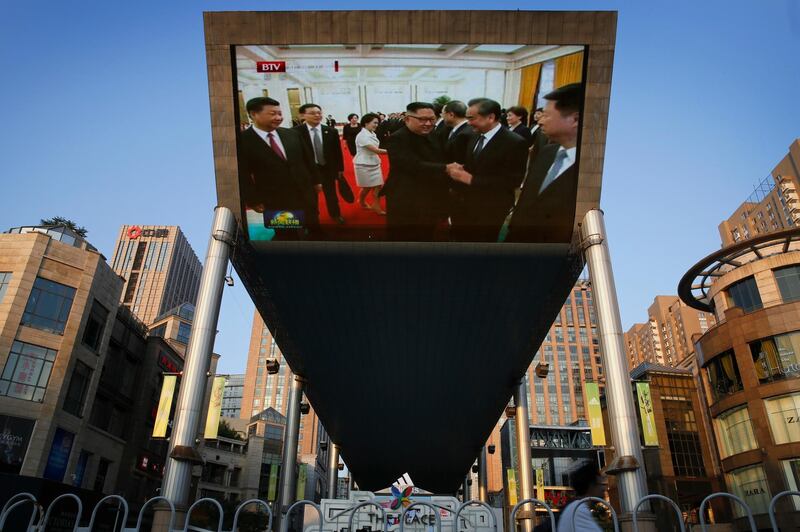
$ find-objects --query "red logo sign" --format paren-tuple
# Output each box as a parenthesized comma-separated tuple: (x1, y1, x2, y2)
(127, 226, 142, 239)
(256, 61, 286, 73)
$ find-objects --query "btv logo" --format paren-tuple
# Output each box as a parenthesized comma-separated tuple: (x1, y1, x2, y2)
(257, 61, 286, 73)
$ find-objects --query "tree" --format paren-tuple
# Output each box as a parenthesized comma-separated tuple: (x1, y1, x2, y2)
(432, 95, 452, 107)
(39, 216, 88, 237)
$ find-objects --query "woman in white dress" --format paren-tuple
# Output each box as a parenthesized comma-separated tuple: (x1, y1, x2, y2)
(353, 113, 388, 215)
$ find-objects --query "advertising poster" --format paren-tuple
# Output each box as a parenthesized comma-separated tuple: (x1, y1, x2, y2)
(0, 415, 35, 474)
(585, 383, 606, 446)
(636, 382, 659, 446)
(204, 376, 227, 439)
(43, 427, 74, 482)
(153, 375, 177, 438)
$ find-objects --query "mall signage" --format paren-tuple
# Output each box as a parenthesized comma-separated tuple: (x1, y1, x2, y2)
(127, 226, 169, 239)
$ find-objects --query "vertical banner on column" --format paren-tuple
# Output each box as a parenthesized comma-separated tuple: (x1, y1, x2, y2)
(296, 463, 308, 500)
(506, 468, 518, 506)
(268, 464, 279, 501)
(153, 375, 177, 438)
(204, 376, 227, 439)
(585, 383, 606, 446)
(636, 382, 659, 446)
(535, 468, 545, 501)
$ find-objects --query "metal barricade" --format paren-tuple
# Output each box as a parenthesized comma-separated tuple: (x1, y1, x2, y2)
(632, 494, 684, 532)
(40, 493, 83, 532)
(183, 497, 224, 532)
(232, 498, 274, 532)
(768, 490, 800, 532)
(87, 494, 129, 531)
(399, 502, 442, 532)
(329, 500, 388, 532)
(281, 500, 322, 532)
(454, 500, 497, 532)
(133, 496, 175, 532)
(569, 497, 619, 532)
(0, 492, 40, 531)
(509, 498, 555, 532)
(699, 493, 757, 532)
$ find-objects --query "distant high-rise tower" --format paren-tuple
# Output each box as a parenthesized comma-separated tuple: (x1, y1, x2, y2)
(110, 225, 201, 325)
(241, 310, 321, 460)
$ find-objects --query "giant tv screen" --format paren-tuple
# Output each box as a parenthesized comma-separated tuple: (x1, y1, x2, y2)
(234, 43, 586, 243)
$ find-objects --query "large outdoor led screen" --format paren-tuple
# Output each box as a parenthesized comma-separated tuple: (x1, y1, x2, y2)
(234, 44, 586, 243)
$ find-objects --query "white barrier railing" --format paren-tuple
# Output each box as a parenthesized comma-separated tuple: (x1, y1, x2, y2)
(0, 490, 798, 531)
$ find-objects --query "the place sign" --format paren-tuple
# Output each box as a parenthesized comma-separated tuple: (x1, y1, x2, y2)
(256, 61, 286, 73)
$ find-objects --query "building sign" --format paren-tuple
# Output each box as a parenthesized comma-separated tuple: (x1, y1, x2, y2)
(0, 415, 35, 474)
(636, 382, 659, 446)
(158, 352, 179, 373)
(43, 427, 74, 482)
(136, 452, 164, 476)
(764, 393, 800, 445)
(153, 375, 177, 438)
(585, 383, 606, 446)
(204, 376, 226, 439)
(127, 226, 169, 239)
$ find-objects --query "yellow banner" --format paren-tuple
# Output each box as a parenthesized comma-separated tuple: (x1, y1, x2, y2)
(585, 383, 606, 446)
(506, 468, 518, 506)
(204, 376, 226, 439)
(535, 468, 545, 501)
(153, 375, 177, 438)
(636, 382, 659, 446)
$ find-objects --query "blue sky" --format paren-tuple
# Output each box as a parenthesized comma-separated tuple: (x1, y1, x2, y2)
(1, 1, 798, 374)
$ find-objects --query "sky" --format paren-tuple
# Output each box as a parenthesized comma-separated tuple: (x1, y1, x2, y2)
(1, 1, 799, 374)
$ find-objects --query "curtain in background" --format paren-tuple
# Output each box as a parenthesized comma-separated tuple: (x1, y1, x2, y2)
(517, 63, 542, 112)
(554, 51, 584, 88)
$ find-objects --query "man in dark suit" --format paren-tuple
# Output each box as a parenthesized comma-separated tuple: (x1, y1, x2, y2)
(437, 100, 473, 163)
(383, 102, 449, 241)
(294, 103, 346, 225)
(238, 97, 321, 240)
(446, 98, 529, 242)
(505, 84, 583, 243)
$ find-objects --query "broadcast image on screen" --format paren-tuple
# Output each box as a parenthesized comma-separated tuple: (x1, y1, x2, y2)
(234, 44, 585, 243)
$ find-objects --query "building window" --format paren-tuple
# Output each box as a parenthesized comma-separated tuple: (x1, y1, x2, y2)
(713, 406, 757, 458)
(726, 276, 763, 313)
(0, 341, 57, 402)
(725, 465, 771, 517)
(764, 393, 800, 445)
(0, 272, 11, 302)
(22, 277, 76, 334)
(63, 360, 93, 417)
(750, 331, 800, 383)
(123, 272, 139, 304)
(81, 300, 110, 352)
(775, 265, 800, 303)
(176, 321, 191, 344)
(662, 397, 706, 477)
(705, 350, 743, 401)
(94, 458, 111, 492)
(781, 459, 800, 511)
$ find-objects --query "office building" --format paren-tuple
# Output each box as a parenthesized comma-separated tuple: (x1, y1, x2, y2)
(624, 296, 715, 369)
(110, 225, 201, 325)
(718, 139, 800, 246)
(241, 310, 322, 460)
(678, 225, 800, 530)
(221, 374, 244, 418)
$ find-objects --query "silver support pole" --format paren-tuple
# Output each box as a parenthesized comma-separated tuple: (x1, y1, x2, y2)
(477, 446, 488, 503)
(276, 374, 305, 529)
(581, 209, 649, 514)
(327, 444, 340, 499)
(513, 382, 534, 532)
(161, 206, 236, 510)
